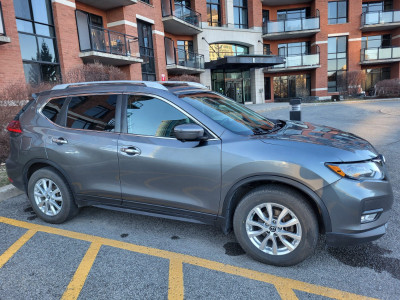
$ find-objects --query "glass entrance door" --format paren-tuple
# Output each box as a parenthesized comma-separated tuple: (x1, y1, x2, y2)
(211, 70, 250, 104)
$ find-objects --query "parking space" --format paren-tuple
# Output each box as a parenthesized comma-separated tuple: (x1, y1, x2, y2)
(0, 216, 375, 300)
(1, 101, 400, 299)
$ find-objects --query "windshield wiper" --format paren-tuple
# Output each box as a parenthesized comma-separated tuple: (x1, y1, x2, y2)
(252, 121, 285, 135)
(252, 127, 269, 135)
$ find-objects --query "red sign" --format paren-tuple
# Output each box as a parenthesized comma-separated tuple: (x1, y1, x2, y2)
(161, 74, 166, 81)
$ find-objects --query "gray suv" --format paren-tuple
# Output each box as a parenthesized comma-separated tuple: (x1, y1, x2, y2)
(6, 81, 393, 266)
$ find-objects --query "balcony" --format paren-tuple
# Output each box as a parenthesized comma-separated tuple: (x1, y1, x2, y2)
(161, 0, 202, 35)
(261, 0, 313, 5)
(0, 1, 10, 44)
(361, 10, 400, 32)
(77, 0, 137, 10)
(165, 39, 204, 74)
(76, 23, 142, 66)
(262, 14, 320, 40)
(264, 47, 320, 73)
(360, 47, 400, 65)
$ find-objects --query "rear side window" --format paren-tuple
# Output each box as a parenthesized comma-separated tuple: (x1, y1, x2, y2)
(42, 97, 67, 123)
(66, 94, 117, 132)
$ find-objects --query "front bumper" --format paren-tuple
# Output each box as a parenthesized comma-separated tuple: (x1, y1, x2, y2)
(318, 177, 393, 246)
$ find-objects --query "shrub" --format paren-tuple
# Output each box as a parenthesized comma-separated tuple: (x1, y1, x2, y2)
(0, 104, 24, 163)
(64, 62, 126, 83)
(168, 74, 200, 83)
(375, 79, 400, 97)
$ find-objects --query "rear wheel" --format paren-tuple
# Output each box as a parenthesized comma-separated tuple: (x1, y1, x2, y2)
(233, 185, 318, 266)
(28, 167, 78, 223)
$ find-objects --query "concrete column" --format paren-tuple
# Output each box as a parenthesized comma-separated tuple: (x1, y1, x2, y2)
(225, 0, 234, 28)
(250, 68, 265, 104)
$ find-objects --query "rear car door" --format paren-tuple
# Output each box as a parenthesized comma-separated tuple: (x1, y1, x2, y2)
(43, 93, 122, 205)
(118, 93, 222, 222)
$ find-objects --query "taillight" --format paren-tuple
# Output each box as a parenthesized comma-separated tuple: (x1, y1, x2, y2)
(7, 120, 23, 133)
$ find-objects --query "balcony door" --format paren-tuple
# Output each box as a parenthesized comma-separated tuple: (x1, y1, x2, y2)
(138, 20, 156, 81)
(76, 10, 104, 52)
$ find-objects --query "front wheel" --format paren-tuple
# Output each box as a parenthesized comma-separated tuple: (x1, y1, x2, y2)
(233, 185, 318, 266)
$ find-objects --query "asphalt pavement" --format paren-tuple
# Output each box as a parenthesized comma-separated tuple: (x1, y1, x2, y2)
(0, 100, 399, 299)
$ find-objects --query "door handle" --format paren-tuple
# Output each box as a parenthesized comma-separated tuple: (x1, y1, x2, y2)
(121, 146, 141, 156)
(52, 137, 68, 145)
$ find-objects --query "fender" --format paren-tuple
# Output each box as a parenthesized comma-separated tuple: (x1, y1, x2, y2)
(23, 158, 80, 205)
(218, 174, 332, 234)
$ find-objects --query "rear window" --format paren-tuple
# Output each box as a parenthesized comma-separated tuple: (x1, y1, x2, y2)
(65, 94, 117, 132)
(42, 97, 67, 123)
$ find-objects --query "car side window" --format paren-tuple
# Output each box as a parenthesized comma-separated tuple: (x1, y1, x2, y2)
(42, 97, 67, 124)
(126, 95, 194, 138)
(66, 94, 117, 132)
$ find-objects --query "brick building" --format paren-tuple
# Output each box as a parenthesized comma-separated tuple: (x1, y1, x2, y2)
(0, 0, 399, 103)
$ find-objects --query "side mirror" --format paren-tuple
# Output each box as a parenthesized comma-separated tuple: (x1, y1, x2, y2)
(174, 124, 207, 141)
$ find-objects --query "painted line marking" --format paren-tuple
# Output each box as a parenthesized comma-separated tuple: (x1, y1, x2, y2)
(0, 229, 36, 268)
(168, 258, 184, 300)
(61, 242, 101, 300)
(0, 217, 377, 300)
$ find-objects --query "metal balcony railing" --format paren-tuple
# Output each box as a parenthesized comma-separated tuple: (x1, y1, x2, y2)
(361, 47, 400, 62)
(361, 10, 400, 26)
(161, 0, 201, 28)
(79, 24, 140, 58)
(270, 46, 320, 69)
(263, 11, 320, 35)
(0, 2, 6, 36)
(167, 48, 204, 69)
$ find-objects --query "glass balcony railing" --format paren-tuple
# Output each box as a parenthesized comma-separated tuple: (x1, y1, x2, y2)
(161, 0, 201, 28)
(166, 48, 204, 70)
(0, 2, 6, 36)
(361, 47, 400, 62)
(78, 24, 140, 58)
(270, 47, 320, 69)
(361, 10, 400, 26)
(263, 16, 320, 35)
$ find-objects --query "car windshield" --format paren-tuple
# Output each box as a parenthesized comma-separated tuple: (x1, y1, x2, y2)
(180, 92, 275, 135)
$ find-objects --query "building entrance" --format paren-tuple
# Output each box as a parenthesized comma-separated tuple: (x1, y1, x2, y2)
(211, 70, 250, 104)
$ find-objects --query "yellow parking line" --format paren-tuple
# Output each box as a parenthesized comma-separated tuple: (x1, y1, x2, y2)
(168, 259, 184, 300)
(0, 229, 36, 268)
(61, 242, 101, 300)
(0, 217, 378, 300)
(274, 284, 299, 300)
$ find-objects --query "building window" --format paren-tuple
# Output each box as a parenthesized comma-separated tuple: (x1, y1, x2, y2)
(363, 67, 391, 95)
(328, 1, 347, 24)
(263, 44, 271, 55)
(262, 10, 269, 26)
(362, 1, 392, 13)
(137, 20, 156, 81)
(328, 36, 347, 92)
(209, 43, 248, 61)
(14, 0, 60, 85)
(278, 42, 310, 57)
(361, 34, 391, 49)
(177, 40, 194, 64)
(273, 74, 311, 100)
(233, 0, 248, 29)
(207, 0, 221, 27)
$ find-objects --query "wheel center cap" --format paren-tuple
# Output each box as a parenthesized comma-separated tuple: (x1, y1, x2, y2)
(269, 226, 277, 232)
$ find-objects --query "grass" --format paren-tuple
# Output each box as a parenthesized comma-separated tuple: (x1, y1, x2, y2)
(0, 164, 9, 187)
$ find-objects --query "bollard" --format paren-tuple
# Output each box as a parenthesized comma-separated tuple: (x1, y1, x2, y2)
(290, 98, 302, 121)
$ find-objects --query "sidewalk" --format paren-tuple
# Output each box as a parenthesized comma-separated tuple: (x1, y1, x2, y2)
(248, 98, 400, 113)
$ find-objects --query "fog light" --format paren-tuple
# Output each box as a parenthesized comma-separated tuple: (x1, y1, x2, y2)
(361, 214, 377, 223)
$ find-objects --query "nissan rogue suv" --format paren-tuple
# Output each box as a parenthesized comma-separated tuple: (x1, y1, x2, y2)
(6, 81, 393, 266)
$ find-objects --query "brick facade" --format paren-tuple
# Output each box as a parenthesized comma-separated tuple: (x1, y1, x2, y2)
(0, 0, 399, 102)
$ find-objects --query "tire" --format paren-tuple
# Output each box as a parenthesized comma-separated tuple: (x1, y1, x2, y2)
(233, 185, 318, 266)
(27, 167, 78, 224)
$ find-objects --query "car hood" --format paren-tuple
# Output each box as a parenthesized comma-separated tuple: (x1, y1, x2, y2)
(259, 121, 378, 162)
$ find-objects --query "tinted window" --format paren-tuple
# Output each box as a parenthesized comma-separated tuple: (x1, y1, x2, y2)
(126, 95, 194, 138)
(42, 97, 67, 123)
(66, 94, 117, 132)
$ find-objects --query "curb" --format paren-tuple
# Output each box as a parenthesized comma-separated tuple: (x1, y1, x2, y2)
(0, 184, 24, 202)
(251, 98, 400, 113)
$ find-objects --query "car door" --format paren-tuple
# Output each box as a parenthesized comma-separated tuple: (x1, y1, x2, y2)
(44, 93, 122, 205)
(118, 93, 222, 222)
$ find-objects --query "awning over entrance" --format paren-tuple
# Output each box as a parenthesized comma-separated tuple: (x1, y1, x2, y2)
(204, 55, 284, 70)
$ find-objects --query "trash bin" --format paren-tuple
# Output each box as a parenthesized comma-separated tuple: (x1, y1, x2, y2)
(289, 98, 302, 121)
(331, 95, 340, 102)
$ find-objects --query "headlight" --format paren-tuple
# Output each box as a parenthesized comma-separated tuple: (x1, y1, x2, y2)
(326, 161, 384, 180)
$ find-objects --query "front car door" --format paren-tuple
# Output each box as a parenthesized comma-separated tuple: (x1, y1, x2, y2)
(118, 93, 222, 223)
